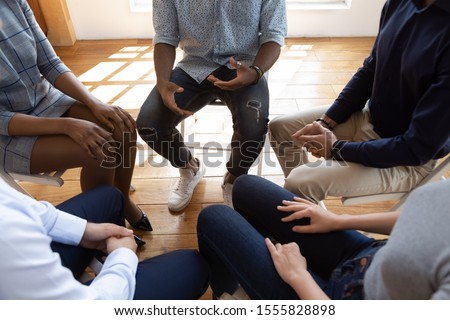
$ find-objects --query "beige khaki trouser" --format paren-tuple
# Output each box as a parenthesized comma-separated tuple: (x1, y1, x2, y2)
(268, 105, 435, 203)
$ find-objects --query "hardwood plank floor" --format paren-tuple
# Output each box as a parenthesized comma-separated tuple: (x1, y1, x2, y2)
(17, 37, 405, 299)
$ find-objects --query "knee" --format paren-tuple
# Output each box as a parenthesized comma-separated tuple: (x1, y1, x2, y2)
(197, 205, 234, 234)
(137, 120, 167, 144)
(96, 185, 124, 205)
(168, 250, 209, 276)
(268, 115, 283, 135)
(93, 185, 126, 221)
(137, 119, 173, 144)
(268, 115, 292, 145)
(283, 174, 300, 194)
(136, 112, 150, 132)
(112, 128, 137, 145)
(284, 168, 325, 202)
(233, 174, 260, 202)
(235, 119, 268, 141)
(136, 103, 167, 134)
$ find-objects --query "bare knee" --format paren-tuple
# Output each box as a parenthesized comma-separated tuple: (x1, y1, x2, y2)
(111, 128, 137, 147)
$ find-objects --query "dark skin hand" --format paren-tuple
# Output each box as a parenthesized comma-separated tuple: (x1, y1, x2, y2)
(207, 57, 259, 91)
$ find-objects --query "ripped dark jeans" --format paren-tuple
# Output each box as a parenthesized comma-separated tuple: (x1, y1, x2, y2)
(136, 67, 269, 177)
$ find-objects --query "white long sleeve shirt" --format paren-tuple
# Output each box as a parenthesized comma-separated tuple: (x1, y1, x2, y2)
(0, 179, 138, 299)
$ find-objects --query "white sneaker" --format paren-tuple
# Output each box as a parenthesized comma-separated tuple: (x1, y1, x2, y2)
(217, 286, 250, 300)
(168, 158, 206, 212)
(222, 174, 234, 208)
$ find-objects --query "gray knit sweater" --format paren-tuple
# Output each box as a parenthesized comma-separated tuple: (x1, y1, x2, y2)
(364, 179, 450, 299)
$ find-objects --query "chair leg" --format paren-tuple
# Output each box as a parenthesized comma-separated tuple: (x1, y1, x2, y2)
(0, 170, 33, 196)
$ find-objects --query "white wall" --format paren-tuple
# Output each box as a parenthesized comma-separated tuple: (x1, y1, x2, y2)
(66, 0, 152, 40)
(66, 0, 385, 40)
(287, 0, 386, 37)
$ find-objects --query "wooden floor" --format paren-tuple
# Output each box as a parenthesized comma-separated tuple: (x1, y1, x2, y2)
(19, 37, 402, 298)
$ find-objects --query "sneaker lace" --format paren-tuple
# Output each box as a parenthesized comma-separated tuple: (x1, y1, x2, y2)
(174, 169, 196, 194)
(174, 176, 189, 194)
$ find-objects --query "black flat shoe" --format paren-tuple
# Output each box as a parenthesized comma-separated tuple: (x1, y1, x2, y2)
(129, 209, 153, 231)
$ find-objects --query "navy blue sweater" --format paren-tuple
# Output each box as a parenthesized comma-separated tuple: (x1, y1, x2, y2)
(326, 0, 450, 168)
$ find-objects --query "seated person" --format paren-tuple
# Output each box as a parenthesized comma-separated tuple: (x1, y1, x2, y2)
(136, 0, 287, 211)
(0, 0, 151, 230)
(269, 0, 450, 203)
(0, 178, 209, 299)
(197, 175, 450, 299)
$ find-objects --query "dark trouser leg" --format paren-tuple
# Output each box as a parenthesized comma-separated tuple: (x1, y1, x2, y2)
(224, 77, 270, 177)
(137, 68, 216, 168)
(133, 250, 210, 300)
(232, 175, 374, 280)
(52, 186, 125, 279)
(197, 204, 302, 299)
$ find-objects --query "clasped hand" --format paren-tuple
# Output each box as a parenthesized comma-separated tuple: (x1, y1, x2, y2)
(292, 121, 337, 159)
(80, 222, 137, 255)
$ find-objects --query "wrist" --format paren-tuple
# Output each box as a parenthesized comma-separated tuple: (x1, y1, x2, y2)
(249, 65, 264, 84)
(60, 118, 75, 135)
(316, 118, 333, 131)
(331, 140, 345, 161)
(335, 214, 352, 231)
(322, 114, 337, 128)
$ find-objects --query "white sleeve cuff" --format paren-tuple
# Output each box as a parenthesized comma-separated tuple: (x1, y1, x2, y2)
(48, 209, 87, 245)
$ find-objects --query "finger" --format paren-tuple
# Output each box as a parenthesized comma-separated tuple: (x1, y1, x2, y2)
(229, 56, 238, 68)
(107, 116, 126, 134)
(84, 145, 97, 159)
(106, 224, 134, 238)
(309, 145, 323, 154)
(285, 242, 300, 251)
(166, 104, 194, 116)
(293, 197, 315, 205)
(207, 75, 220, 83)
(94, 129, 113, 146)
(311, 150, 322, 158)
(99, 114, 115, 132)
(113, 107, 136, 132)
(91, 141, 107, 160)
(292, 124, 315, 138)
(277, 201, 308, 210)
(281, 211, 309, 223)
(296, 135, 324, 148)
(282, 199, 308, 206)
(87, 143, 101, 160)
(119, 108, 137, 131)
(292, 225, 315, 234)
(173, 86, 184, 94)
(265, 237, 276, 254)
(95, 126, 114, 141)
(162, 94, 193, 117)
(212, 79, 240, 91)
(92, 133, 113, 159)
(313, 121, 328, 132)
